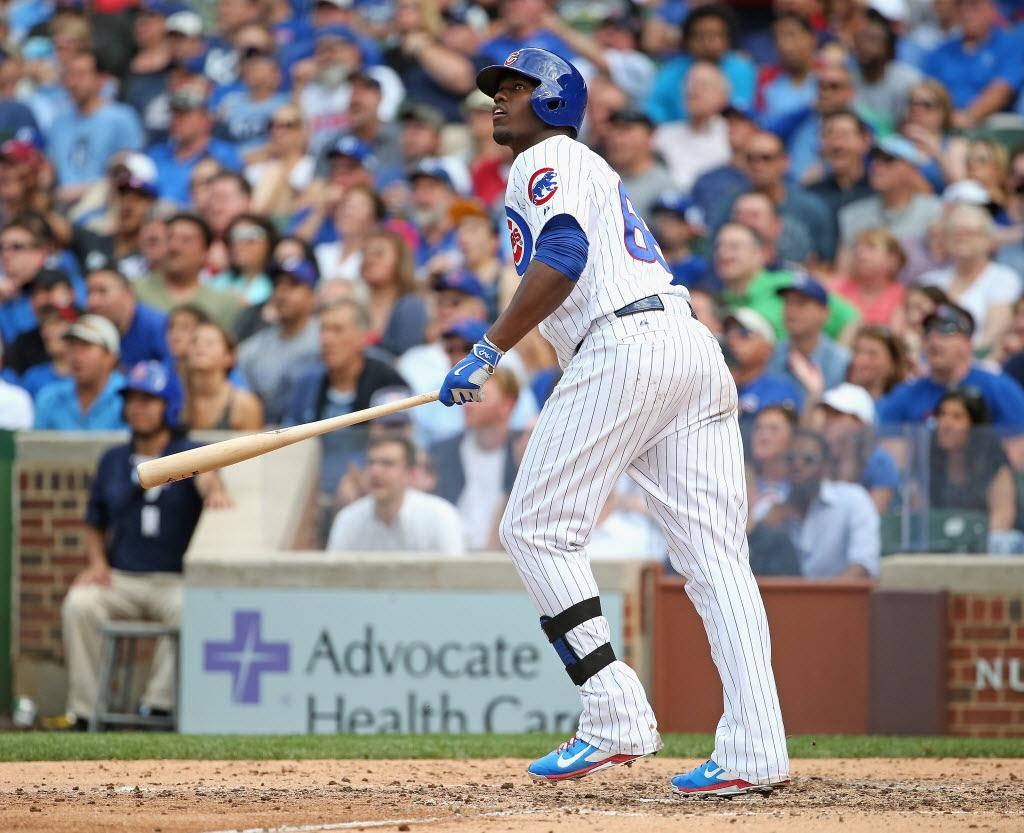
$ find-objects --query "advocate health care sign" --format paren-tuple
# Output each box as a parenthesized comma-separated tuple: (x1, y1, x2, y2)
(180, 588, 624, 734)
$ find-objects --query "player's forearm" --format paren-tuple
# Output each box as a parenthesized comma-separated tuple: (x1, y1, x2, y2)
(486, 260, 575, 352)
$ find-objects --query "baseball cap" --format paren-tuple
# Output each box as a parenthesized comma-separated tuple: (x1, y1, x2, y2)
(165, 10, 203, 37)
(777, 273, 828, 306)
(820, 383, 876, 426)
(651, 190, 703, 224)
(871, 134, 923, 166)
(169, 87, 208, 111)
(21, 37, 56, 61)
(326, 135, 374, 165)
(723, 307, 775, 345)
(866, 0, 908, 23)
(271, 256, 319, 288)
(120, 360, 173, 400)
(723, 104, 758, 122)
(140, 0, 188, 16)
(942, 179, 991, 206)
(109, 151, 159, 197)
(609, 108, 654, 129)
(432, 270, 487, 300)
(0, 127, 44, 164)
(315, 24, 360, 44)
(441, 318, 489, 344)
(349, 69, 382, 90)
(923, 302, 975, 337)
(409, 160, 453, 189)
(399, 102, 445, 130)
(64, 314, 120, 355)
(24, 267, 72, 296)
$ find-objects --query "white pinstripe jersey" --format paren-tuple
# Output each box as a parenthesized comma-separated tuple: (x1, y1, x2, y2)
(504, 134, 691, 366)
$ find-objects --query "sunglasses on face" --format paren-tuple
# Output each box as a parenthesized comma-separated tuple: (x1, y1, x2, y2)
(745, 151, 779, 163)
(909, 97, 939, 109)
(270, 119, 301, 130)
(819, 80, 850, 91)
(786, 452, 822, 465)
(230, 225, 267, 242)
(925, 320, 964, 336)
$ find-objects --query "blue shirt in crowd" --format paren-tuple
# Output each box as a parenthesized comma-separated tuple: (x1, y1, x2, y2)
(85, 435, 205, 573)
(922, 28, 1023, 110)
(47, 102, 144, 186)
(646, 52, 757, 124)
(33, 371, 126, 431)
(146, 138, 243, 205)
(119, 303, 171, 372)
(877, 365, 1024, 432)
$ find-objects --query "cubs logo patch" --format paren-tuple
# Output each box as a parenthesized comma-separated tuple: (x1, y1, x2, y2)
(505, 205, 534, 277)
(505, 51, 520, 66)
(529, 167, 559, 206)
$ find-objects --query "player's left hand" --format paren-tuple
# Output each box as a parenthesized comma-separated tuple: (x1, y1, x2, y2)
(439, 337, 504, 406)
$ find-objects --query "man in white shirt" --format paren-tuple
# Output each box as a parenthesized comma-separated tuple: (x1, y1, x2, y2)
(430, 368, 521, 550)
(0, 335, 32, 429)
(327, 435, 464, 554)
(652, 61, 731, 192)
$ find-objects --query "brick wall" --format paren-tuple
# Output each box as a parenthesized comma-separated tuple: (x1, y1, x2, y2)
(17, 465, 95, 661)
(947, 593, 1024, 736)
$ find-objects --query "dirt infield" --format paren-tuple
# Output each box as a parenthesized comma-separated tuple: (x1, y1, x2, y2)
(1, 757, 1021, 833)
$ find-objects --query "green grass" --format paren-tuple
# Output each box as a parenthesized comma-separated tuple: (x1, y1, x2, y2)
(0, 733, 1020, 762)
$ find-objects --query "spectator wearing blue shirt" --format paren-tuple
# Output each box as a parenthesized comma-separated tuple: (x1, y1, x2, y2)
(646, 4, 757, 124)
(0, 213, 56, 344)
(922, 0, 1022, 128)
(476, 0, 574, 67)
(146, 85, 242, 206)
(408, 162, 460, 272)
(85, 267, 170, 372)
(725, 307, 805, 438)
(813, 383, 901, 514)
(690, 105, 760, 234)
(213, 44, 289, 157)
(757, 13, 819, 122)
(878, 303, 1024, 446)
(650, 193, 710, 290)
(60, 359, 231, 730)
(47, 51, 144, 203)
(33, 314, 126, 430)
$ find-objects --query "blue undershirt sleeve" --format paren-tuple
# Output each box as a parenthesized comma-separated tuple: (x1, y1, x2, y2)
(534, 214, 589, 282)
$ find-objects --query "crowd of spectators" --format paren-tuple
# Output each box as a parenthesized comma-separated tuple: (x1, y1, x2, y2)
(5, 0, 1024, 577)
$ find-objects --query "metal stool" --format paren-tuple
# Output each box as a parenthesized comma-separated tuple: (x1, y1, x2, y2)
(90, 621, 179, 732)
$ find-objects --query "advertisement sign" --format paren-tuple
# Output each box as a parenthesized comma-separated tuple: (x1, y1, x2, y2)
(180, 587, 623, 734)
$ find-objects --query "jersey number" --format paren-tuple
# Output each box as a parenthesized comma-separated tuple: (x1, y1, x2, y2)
(618, 182, 671, 275)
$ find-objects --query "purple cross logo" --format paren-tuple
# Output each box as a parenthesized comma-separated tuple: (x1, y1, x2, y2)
(204, 610, 289, 704)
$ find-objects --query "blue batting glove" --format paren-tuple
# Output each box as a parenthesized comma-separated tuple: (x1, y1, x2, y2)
(439, 337, 503, 406)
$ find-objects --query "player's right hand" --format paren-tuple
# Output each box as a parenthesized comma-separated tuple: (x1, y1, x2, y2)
(439, 337, 503, 406)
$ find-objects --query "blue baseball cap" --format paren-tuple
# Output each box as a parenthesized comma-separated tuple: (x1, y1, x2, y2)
(315, 24, 360, 45)
(777, 273, 828, 306)
(327, 135, 374, 165)
(432, 270, 487, 300)
(441, 318, 489, 344)
(21, 37, 56, 61)
(652, 190, 695, 217)
(140, 0, 188, 16)
(271, 256, 319, 288)
(120, 360, 182, 425)
(871, 134, 924, 166)
(409, 161, 453, 189)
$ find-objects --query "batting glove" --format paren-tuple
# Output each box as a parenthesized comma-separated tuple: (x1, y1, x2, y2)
(439, 337, 503, 406)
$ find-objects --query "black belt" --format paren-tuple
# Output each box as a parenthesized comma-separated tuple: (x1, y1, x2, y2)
(573, 295, 694, 356)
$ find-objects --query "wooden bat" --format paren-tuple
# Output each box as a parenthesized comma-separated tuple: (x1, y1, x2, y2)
(136, 390, 440, 489)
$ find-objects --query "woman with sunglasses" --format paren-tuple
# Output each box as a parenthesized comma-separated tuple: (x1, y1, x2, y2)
(929, 388, 1024, 554)
(209, 213, 277, 308)
(247, 103, 315, 220)
(899, 79, 965, 188)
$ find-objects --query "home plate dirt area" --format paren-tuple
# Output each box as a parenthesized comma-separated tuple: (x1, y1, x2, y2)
(1, 758, 1021, 833)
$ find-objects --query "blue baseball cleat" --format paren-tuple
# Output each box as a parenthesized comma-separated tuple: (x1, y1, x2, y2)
(671, 759, 787, 797)
(527, 735, 646, 781)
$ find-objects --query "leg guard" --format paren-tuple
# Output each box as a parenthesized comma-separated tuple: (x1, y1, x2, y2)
(540, 597, 616, 686)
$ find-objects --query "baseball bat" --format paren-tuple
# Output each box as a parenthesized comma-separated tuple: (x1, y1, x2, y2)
(136, 390, 440, 489)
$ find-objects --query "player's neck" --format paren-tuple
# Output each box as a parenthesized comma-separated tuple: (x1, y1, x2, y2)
(509, 128, 570, 159)
(133, 428, 172, 457)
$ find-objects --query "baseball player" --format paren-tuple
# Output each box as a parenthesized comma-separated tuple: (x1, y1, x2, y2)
(439, 48, 790, 796)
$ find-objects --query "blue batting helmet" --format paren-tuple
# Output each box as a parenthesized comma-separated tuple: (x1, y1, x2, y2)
(120, 360, 183, 427)
(476, 47, 587, 137)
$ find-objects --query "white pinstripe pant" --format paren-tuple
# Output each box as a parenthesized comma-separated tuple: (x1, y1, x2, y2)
(499, 297, 789, 783)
